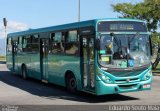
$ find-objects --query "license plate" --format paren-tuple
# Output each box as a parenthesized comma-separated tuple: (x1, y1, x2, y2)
(143, 84, 151, 89)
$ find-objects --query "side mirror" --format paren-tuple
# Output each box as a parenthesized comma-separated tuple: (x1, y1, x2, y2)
(96, 39, 100, 50)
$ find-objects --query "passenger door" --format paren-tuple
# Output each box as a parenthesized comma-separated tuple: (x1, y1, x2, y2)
(40, 38, 49, 83)
(81, 35, 95, 90)
(12, 41, 18, 72)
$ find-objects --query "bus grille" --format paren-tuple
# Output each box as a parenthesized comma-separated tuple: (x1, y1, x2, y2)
(115, 78, 140, 84)
(118, 84, 137, 89)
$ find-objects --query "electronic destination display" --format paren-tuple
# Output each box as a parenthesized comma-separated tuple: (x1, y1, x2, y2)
(98, 21, 147, 32)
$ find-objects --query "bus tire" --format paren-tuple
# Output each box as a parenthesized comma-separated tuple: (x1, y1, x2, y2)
(22, 65, 27, 79)
(66, 74, 77, 93)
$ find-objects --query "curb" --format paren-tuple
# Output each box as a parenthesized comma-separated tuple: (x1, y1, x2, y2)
(0, 61, 6, 64)
(152, 73, 160, 76)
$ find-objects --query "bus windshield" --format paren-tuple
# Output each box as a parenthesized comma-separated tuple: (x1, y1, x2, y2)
(98, 34, 151, 68)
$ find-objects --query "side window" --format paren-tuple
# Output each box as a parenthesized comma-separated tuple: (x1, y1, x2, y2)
(49, 33, 54, 53)
(65, 30, 79, 55)
(7, 37, 12, 45)
(7, 37, 12, 52)
(50, 32, 64, 54)
(18, 36, 23, 52)
(13, 38, 18, 54)
(22, 36, 27, 52)
(31, 34, 39, 52)
(22, 36, 32, 52)
(18, 36, 22, 44)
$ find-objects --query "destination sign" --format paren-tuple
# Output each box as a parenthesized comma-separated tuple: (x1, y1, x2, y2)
(98, 21, 147, 32)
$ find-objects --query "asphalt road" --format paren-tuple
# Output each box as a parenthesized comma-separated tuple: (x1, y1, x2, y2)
(0, 64, 160, 110)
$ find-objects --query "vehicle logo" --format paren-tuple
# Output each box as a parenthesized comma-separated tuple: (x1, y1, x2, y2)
(126, 79, 130, 82)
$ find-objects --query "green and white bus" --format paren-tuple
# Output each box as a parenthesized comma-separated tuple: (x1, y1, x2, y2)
(6, 18, 152, 95)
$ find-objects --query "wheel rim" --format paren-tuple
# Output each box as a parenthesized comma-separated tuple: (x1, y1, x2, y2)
(69, 78, 76, 90)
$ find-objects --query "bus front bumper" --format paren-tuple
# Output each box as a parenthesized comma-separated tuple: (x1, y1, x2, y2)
(96, 78, 152, 95)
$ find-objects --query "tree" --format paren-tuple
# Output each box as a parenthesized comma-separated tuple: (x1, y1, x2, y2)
(112, 0, 160, 69)
(112, 0, 160, 32)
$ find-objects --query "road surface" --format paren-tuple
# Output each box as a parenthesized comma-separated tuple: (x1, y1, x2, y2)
(0, 64, 160, 110)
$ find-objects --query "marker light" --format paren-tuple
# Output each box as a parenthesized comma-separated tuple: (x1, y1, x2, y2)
(98, 73, 112, 84)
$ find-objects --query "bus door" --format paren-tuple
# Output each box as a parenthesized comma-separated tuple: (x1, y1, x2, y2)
(40, 38, 49, 83)
(12, 41, 18, 72)
(81, 35, 95, 90)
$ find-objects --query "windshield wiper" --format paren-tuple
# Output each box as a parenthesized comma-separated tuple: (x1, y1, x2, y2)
(129, 32, 140, 43)
(128, 32, 139, 49)
(110, 32, 121, 48)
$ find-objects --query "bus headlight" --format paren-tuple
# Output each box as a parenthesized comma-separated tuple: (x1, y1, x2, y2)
(142, 70, 152, 81)
(98, 73, 112, 83)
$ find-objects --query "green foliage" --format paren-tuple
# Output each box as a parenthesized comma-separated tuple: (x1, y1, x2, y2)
(112, 0, 160, 32)
(0, 56, 6, 61)
(151, 32, 160, 46)
(112, 0, 160, 69)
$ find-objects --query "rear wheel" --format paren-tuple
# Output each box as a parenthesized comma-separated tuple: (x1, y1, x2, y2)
(66, 74, 77, 93)
(22, 65, 27, 79)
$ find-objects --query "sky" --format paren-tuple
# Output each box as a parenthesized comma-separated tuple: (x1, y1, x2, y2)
(0, 0, 144, 39)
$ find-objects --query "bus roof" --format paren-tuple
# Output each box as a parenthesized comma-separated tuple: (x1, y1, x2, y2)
(8, 18, 145, 37)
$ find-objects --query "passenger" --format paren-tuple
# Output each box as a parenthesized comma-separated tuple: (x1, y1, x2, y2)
(113, 51, 123, 59)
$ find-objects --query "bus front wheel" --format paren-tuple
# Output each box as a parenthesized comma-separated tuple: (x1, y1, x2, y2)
(22, 65, 27, 79)
(66, 74, 77, 93)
